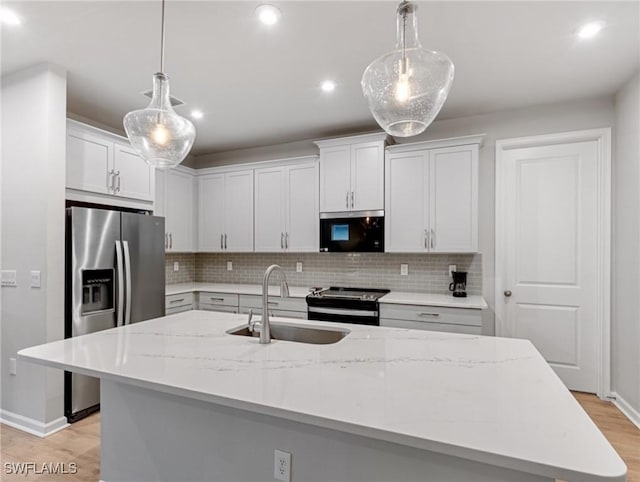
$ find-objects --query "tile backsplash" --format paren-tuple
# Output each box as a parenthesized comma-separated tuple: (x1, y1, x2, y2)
(165, 252, 481, 295)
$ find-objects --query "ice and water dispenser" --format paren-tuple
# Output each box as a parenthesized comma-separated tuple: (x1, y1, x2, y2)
(81, 269, 114, 314)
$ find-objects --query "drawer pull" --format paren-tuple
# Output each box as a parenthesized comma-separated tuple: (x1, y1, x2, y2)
(418, 312, 440, 317)
(267, 301, 279, 306)
(169, 298, 185, 304)
(210, 297, 225, 302)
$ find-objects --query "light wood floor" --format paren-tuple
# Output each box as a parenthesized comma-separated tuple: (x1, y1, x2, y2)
(1, 393, 638, 481)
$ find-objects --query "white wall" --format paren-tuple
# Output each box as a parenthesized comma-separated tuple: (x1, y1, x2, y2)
(612, 72, 640, 417)
(1, 64, 67, 431)
(194, 96, 616, 333)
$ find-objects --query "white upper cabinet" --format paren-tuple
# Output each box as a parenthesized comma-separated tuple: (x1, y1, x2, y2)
(65, 119, 154, 204)
(315, 133, 388, 213)
(155, 167, 197, 252)
(254, 160, 319, 252)
(385, 135, 483, 253)
(199, 170, 254, 252)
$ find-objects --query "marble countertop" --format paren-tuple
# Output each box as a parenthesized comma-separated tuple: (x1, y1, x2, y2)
(166, 283, 488, 309)
(19, 311, 625, 481)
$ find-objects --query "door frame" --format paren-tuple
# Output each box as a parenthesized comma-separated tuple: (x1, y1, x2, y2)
(495, 128, 612, 399)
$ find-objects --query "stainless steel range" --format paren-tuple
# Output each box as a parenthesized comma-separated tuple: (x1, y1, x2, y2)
(306, 287, 390, 326)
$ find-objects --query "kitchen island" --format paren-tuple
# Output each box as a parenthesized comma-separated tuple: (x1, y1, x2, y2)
(19, 311, 625, 482)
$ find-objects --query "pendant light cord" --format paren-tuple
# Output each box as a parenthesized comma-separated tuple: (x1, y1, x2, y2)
(159, 0, 166, 73)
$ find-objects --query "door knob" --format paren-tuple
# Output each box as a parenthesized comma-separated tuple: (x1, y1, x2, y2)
(504, 290, 512, 297)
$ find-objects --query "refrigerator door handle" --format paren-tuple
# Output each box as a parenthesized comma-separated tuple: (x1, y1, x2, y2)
(123, 240, 133, 325)
(115, 240, 125, 327)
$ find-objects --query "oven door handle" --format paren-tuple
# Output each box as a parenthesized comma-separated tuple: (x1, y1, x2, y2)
(308, 306, 378, 317)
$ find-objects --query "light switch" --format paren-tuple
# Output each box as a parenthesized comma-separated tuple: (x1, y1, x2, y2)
(1, 270, 17, 287)
(30, 270, 41, 288)
(227, 261, 233, 271)
(296, 262, 303, 273)
(173, 262, 179, 272)
(400, 264, 409, 276)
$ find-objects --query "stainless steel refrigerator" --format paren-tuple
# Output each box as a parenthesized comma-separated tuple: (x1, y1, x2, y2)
(65, 206, 165, 422)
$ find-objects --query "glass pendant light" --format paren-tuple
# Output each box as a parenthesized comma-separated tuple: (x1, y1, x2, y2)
(361, 1, 454, 137)
(124, 0, 195, 169)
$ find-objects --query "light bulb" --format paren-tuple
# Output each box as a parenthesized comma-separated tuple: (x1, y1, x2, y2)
(152, 123, 170, 145)
(395, 75, 410, 103)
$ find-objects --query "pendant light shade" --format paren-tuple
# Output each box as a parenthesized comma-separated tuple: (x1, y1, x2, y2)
(123, 0, 195, 169)
(361, 1, 454, 137)
(124, 73, 195, 169)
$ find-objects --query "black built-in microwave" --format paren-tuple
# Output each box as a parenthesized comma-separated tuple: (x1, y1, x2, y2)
(320, 211, 384, 253)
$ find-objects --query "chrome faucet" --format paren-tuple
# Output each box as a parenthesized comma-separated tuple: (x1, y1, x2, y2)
(254, 264, 290, 344)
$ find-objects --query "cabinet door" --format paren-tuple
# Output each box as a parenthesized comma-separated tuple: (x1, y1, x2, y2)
(113, 143, 154, 201)
(165, 169, 194, 251)
(351, 141, 384, 211)
(385, 152, 429, 252)
(254, 167, 286, 252)
(319, 146, 350, 212)
(66, 128, 112, 194)
(286, 163, 319, 252)
(428, 145, 478, 253)
(224, 171, 254, 252)
(198, 174, 225, 252)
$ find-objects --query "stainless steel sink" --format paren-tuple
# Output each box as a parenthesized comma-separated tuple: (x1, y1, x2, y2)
(227, 321, 349, 345)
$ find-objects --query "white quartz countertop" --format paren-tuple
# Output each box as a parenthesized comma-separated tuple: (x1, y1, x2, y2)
(166, 283, 488, 309)
(19, 311, 624, 481)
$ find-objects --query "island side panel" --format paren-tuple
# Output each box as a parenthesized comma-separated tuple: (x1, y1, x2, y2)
(100, 380, 552, 482)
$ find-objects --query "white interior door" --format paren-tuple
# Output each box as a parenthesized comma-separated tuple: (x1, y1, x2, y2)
(499, 140, 602, 393)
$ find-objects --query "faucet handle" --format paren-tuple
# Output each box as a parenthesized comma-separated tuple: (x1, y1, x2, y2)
(247, 309, 255, 332)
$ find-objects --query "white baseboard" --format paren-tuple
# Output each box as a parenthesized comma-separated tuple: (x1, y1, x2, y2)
(0, 409, 68, 437)
(611, 392, 640, 430)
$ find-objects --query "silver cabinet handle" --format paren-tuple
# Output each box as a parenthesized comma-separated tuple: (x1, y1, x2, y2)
(346, 191, 349, 209)
(351, 191, 354, 209)
(169, 232, 172, 249)
(281, 232, 284, 249)
(220, 234, 224, 250)
(224, 233, 227, 250)
(210, 297, 225, 302)
(267, 301, 279, 306)
(108, 169, 115, 193)
(115, 171, 121, 193)
(419, 312, 440, 317)
(424, 229, 428, 249)
(169, 298, 185, 304)
(285, 232, 289, 249)
(430, 229, 435, 249)
(504, 290, 512, 297)
(165, 233, 168, 249)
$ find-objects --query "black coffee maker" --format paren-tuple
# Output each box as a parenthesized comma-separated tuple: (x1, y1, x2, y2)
(449, 271, 467, 298)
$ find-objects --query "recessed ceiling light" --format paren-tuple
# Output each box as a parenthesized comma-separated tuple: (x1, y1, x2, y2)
(321, 80, 336, 92)
(255, 4, 281, 26)
(577, 21, 605, 39)
(191, 110, 204, 120)
(0, 7, 21, 26)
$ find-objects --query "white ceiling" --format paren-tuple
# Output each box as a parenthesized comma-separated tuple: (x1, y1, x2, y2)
(2, 1, 639, 155)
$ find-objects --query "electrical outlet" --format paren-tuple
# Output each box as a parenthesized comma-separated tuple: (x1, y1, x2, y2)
(1, 270, 17, 287)
(9, 358, 16, 376)
(296, 262, 303, 273)
(173, 262, 179, 272)
(227, 261, 233, 271)
(449, 265, 457, 277)
(400, 264, 409, 276)
(30, 270, 41, 288)
(274, 449, 291, 482)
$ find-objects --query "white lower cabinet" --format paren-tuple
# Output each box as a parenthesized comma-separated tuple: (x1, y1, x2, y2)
(379, 304, 482, 335)
(165, 292, 194, 315)
(197, 292, 239, 313)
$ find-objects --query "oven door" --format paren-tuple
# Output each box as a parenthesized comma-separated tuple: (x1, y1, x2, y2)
(319, 211, 384, 253)
(307, 306, 379, 326)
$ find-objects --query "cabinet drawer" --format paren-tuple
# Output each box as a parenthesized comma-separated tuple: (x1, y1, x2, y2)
(379, 304, 481, 327)
(238, 307, 308, 320)
(238, 294, 307, 312)
(165, 292, 194, 309)
(198, 304, 238, 314)
(166, 305, 193, 316)
(197, 292, 239, 307)
(380, 318, 481, 335)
